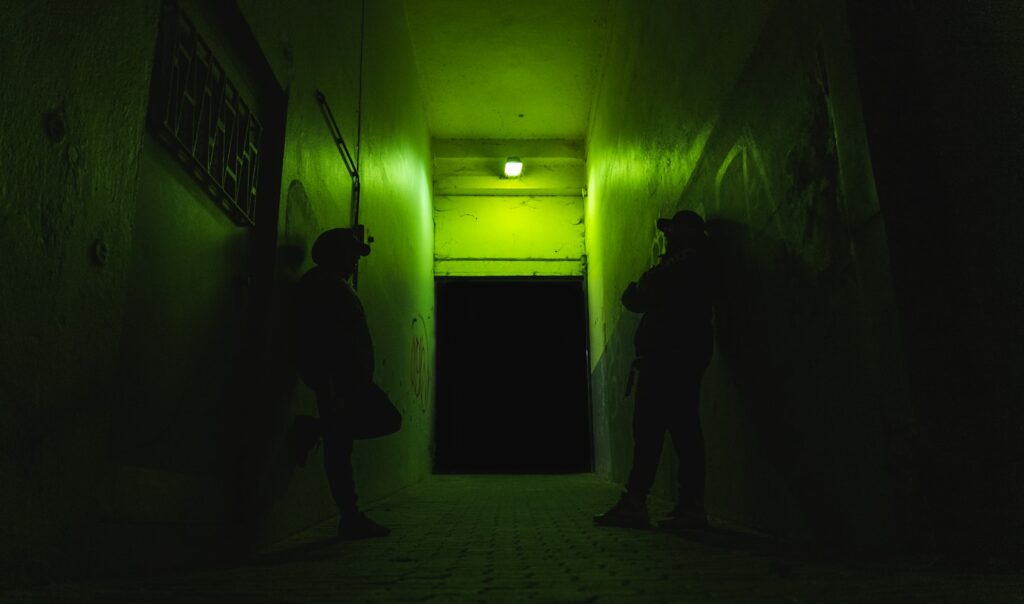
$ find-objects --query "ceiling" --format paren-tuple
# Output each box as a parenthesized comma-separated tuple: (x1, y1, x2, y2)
(403, 0, 613, 141)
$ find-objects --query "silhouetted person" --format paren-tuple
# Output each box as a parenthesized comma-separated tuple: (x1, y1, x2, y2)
(594, 210, 713, 531)
(292, 227, 390, 539)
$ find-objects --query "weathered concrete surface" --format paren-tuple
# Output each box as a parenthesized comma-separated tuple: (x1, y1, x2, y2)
(238, 0, 437, 551)
(0, 0, 164, 584)
(431, 138, 587, 277)
(585, 0, 913, 552)
(404, 0, 612, 139)
(434, 195, 584, 277)
(5, 475, 1022, 603)
(0, 0, 435, 584)
(847, 1, 1024, 558)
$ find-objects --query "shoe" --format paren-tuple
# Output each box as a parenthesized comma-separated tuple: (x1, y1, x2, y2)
(593, 493, 649, 528)
(657, 506, 708, 531)
(338, 511, 391, 540)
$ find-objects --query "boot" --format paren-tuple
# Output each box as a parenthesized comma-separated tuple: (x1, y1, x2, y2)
(593, 492, 649, 528)
(338, 510, 391, 540)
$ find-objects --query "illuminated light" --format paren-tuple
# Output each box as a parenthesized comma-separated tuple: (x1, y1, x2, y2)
(504, 157, 524, 178)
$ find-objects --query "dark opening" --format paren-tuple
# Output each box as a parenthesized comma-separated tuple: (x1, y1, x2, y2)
(434, 278, 592, 473)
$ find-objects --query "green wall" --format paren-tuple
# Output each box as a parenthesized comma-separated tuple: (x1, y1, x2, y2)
(434, 195, 585, 277)
(339, 0, 436, 534)
(586, 0, 913, 551)
(0, 0, 434, 583)
(240, 0, 436, 547)
(431, 139, 587, 277)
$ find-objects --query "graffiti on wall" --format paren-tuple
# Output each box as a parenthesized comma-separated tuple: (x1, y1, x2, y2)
(410, 315, 431, 414)
(708, 67, 850, 290)
(649, 228, 667, 269)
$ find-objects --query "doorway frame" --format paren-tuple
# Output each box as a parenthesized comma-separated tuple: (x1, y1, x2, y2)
(432, 275, 595, 473)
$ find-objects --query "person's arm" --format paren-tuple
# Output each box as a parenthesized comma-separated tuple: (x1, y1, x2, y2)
(627, 251, 694, 311)
(622, 279, 648, 312)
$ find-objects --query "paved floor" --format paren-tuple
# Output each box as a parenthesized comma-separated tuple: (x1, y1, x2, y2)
(4, 475, 1023, 603)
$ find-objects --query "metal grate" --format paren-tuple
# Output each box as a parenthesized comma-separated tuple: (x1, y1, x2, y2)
(148, 3, 263, 226)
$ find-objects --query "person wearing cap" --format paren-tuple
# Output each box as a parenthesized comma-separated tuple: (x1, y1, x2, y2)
(292, 227, 389, 539)
(594, 209, 714, 531)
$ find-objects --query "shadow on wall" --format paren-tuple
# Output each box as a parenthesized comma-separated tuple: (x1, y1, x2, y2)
(696, 67, 887, 548)
(231, 179, 322, 547)
(675, 15, 921, 544)
(706, 218, 840, 544)
(100, 168, 308, 565)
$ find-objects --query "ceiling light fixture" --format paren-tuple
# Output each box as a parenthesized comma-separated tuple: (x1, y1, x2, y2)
(504, 157, 523, 178)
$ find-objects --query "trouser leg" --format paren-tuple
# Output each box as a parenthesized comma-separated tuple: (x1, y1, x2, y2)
(322, 428, 357, 512)
(668, 369, 706, 512)
(316, 394, 357, 513)
(625, 367, 668, 499)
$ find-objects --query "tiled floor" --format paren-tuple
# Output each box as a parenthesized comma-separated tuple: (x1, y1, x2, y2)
(4, 475, 1022, 603)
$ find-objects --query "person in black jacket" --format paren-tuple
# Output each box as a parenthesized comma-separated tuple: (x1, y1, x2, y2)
(594, 210, 714, 531)
(292, 227, 389, 539)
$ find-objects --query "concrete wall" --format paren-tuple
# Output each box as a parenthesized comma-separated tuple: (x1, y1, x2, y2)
(432, 139, 586, 277)
(1, 0, 163, 583)
(0, 0, 434, 584)
(586, 0, 913, 552)
(434, 195, 584, 277)
(239, 0, 436, 548)
(848, 1, 1024, 558)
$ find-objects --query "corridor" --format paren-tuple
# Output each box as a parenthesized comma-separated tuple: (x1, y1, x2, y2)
(5, 475, 1022, 603)
(3, 0, 1024, 596)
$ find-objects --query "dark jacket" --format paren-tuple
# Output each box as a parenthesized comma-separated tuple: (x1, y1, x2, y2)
(623, 246, 713, 367)
(292, 265, 375, 395)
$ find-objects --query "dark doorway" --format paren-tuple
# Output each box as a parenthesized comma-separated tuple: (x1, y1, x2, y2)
(434, 278, 592, 473)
